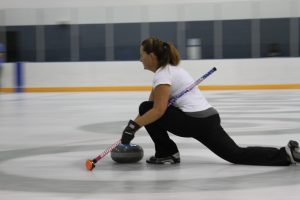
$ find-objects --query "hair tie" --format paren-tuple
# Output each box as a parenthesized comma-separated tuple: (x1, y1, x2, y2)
(162, 42, 169, 50)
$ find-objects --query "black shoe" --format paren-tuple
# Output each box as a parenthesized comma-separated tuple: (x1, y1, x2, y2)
(285, 140, 300, 164)
(146, 152, 180, 164)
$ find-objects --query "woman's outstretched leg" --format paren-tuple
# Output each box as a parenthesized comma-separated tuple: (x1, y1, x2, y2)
(193, 115, 291, 166)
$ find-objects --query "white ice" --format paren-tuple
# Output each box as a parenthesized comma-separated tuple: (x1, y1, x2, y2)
(0, 90, 300, 200)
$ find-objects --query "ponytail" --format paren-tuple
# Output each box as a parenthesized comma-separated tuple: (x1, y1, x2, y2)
(166, 42, 180, 66)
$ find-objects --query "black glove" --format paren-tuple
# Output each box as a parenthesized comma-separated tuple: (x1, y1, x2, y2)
(121, 120, 141, 144)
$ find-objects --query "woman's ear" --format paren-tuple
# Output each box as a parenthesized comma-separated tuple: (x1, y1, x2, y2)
(150, 52, 156, 59)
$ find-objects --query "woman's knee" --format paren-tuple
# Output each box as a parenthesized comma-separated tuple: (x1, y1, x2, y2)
(139, 101, 153, 115)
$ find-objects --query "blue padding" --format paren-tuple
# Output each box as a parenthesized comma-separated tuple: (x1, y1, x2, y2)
(15, 62, 23, 93)
(0, 43, 5, 52)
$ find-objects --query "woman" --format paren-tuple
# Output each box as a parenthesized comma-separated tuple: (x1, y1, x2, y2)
(121, 36, 300, 166)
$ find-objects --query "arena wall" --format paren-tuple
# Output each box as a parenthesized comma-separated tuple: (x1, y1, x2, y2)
(1, 58, 300, 92)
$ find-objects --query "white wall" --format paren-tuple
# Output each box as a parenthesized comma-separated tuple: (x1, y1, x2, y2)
(1, 63, 14, 88)
(2, 58, 300, 90)
(0, 0, 299, 26)
(1, 0, 299, 90)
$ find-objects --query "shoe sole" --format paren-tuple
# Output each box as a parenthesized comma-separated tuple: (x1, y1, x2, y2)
(146, 159, 180, 165)
(287, 140, 299, 164)
(288, 140, 299, 149)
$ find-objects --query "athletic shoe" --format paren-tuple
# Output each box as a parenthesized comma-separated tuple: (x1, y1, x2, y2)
(285, 140, 300, 164)
(146, 152, 180, 164)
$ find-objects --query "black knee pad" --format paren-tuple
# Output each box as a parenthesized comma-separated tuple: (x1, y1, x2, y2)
(139, 101, 153, 115)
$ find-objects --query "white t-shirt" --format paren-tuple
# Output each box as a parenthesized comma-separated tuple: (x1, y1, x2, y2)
(153, 65, 212, 112)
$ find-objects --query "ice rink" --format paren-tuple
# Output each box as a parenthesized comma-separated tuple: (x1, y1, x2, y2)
(0, 90, 300, 200)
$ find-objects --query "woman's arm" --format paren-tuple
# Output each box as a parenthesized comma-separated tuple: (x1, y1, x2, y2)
(148, 88, 154, 101)
(134, 84, 170, 127)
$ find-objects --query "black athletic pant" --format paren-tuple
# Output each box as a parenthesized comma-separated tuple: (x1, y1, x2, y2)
(139, 101, 291, 166)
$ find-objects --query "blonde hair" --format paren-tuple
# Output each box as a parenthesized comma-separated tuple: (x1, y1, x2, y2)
(141, 37, 180, 67)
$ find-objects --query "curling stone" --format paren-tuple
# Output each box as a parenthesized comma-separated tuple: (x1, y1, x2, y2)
(111, 143, 144, 163)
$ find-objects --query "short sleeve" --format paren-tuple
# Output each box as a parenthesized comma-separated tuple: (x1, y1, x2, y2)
(152, 66, 172, 88)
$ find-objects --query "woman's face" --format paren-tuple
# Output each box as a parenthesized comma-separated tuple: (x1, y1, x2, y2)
(139, 46, 158, 72)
